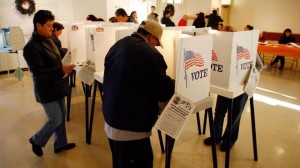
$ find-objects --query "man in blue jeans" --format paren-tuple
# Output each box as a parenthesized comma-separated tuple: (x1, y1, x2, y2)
(23, 10, 76, 157)
(204, 93, 249, 151)
(204, 54, 264, 151)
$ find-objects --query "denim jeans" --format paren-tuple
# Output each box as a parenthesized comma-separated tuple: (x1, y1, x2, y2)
(213, 93, 248, 146)
(31, 98, 68, 149)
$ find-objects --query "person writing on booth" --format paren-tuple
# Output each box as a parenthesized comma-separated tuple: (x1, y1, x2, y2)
(102, 20, 174, 167)
(204, 25, 264, 151)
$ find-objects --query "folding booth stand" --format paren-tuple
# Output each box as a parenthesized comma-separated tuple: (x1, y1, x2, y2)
(209, 86, 258, 168)
(207, 30, 260, 168)
(154, 34, 218, 168)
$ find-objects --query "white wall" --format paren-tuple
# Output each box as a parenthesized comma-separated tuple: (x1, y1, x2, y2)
(229, 0, 300, 33)
(185, 0, 212, 15)
(72, 0, 107, 21)
(106, 0, 129, 21)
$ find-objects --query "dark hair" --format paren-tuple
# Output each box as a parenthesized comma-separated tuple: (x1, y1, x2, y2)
(130, 11, 136, 18)
(246, 25, 253, 30)
(87, 14, 98, 21)
(283, 28, 292, 35)
(151, 6, 156, 9)
(163, 10, 172, 16)
(212, 10, 217, 15)
(196, 12, 205, 21)
(115, 8, 128, 17)
(33, 10, 55, 31)
(109, 17, 118, 23)
(52, 22, 64, 32)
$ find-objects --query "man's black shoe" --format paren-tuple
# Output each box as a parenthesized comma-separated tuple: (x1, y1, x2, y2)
(29, 138, 43, 157)
(204, 137, 221, 146)
(54, 143, 76, 153)
(220, 142, 234, 152)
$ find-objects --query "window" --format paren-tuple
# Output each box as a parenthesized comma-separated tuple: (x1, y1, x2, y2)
(162, 0, 183, 4)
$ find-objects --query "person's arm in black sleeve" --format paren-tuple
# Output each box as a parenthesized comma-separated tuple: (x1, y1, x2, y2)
(151, 54, 175, 102)
(291, 36, 296, 43)
(219, 16, 223, 22)
(23, 43, 64, 80)
(136, 48, 175, 103)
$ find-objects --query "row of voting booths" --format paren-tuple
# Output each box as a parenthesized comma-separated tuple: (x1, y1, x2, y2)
(59, 21, 259, 168)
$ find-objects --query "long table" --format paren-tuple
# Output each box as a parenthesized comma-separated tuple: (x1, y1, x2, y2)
(257, 43, 300, 58)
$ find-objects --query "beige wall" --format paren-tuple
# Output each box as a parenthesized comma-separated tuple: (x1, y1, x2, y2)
(229, 0, 300, 34)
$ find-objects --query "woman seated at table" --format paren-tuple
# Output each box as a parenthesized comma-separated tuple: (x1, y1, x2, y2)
(271, 28, 296, 70)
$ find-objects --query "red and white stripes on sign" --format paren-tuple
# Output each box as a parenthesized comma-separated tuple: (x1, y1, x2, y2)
(236, 46, 250, 61)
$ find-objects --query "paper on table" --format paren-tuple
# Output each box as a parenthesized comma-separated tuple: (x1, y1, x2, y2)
(288, 42, 300, 48)
(77, 60, 95, 85)
(154, 93, 196, 140)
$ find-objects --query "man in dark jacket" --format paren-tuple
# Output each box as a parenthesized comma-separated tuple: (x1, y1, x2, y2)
(103, 20, 174, 167)
(23, 10, 76, 157)
(205, 10, 223, 30)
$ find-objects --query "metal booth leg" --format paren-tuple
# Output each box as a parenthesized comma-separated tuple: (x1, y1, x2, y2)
(87, 80, 98, 144)
(225, 99, 233, 168)
(250, 97, 258, 161)
(207, 107, 218, 168)
(203, 109, 208, 134)
(196, 112, 202, 135)
(165, 135, 175, 168)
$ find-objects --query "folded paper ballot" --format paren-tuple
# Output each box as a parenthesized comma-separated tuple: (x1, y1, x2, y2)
(244, 66, 260, 97)
(77, 60, 95, 85)
(62, 48, 77, 66)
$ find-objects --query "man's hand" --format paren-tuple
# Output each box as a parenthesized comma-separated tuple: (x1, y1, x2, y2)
(63, 64, 76, 74)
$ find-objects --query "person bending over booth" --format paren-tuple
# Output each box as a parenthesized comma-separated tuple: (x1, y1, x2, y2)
(102, 20, 174, 167)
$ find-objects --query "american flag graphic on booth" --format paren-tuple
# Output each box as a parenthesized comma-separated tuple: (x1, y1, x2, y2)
(212, 50, 218, 61)
(184, 50, 204, 70)
(236, 45, 250, 61)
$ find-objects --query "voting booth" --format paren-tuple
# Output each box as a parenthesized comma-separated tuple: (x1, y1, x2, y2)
(210, 30, 260, 92)
(93, 24, 137, 72)
(155, 34, 213, 139)
(156, 26, 195, 79)
(154, 34, 217, 168)
(208, 30, 260, 168)
(69, 23, 94, 63)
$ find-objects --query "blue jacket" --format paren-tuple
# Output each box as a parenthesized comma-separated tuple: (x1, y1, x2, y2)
(102, 33, 174, 132)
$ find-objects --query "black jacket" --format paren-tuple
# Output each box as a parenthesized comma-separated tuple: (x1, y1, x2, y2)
(205, 14, 223, 30)
(279, 35, 296, 44)
(102, 33, 174, 132)
(161, 17, 175, 27)
(23, 32, 65, 103)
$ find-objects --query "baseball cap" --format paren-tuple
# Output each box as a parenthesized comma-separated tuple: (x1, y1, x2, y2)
(139, 20, 164, 48)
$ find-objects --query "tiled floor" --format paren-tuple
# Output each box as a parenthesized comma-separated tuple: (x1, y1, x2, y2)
(1, 64, 300, 168)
